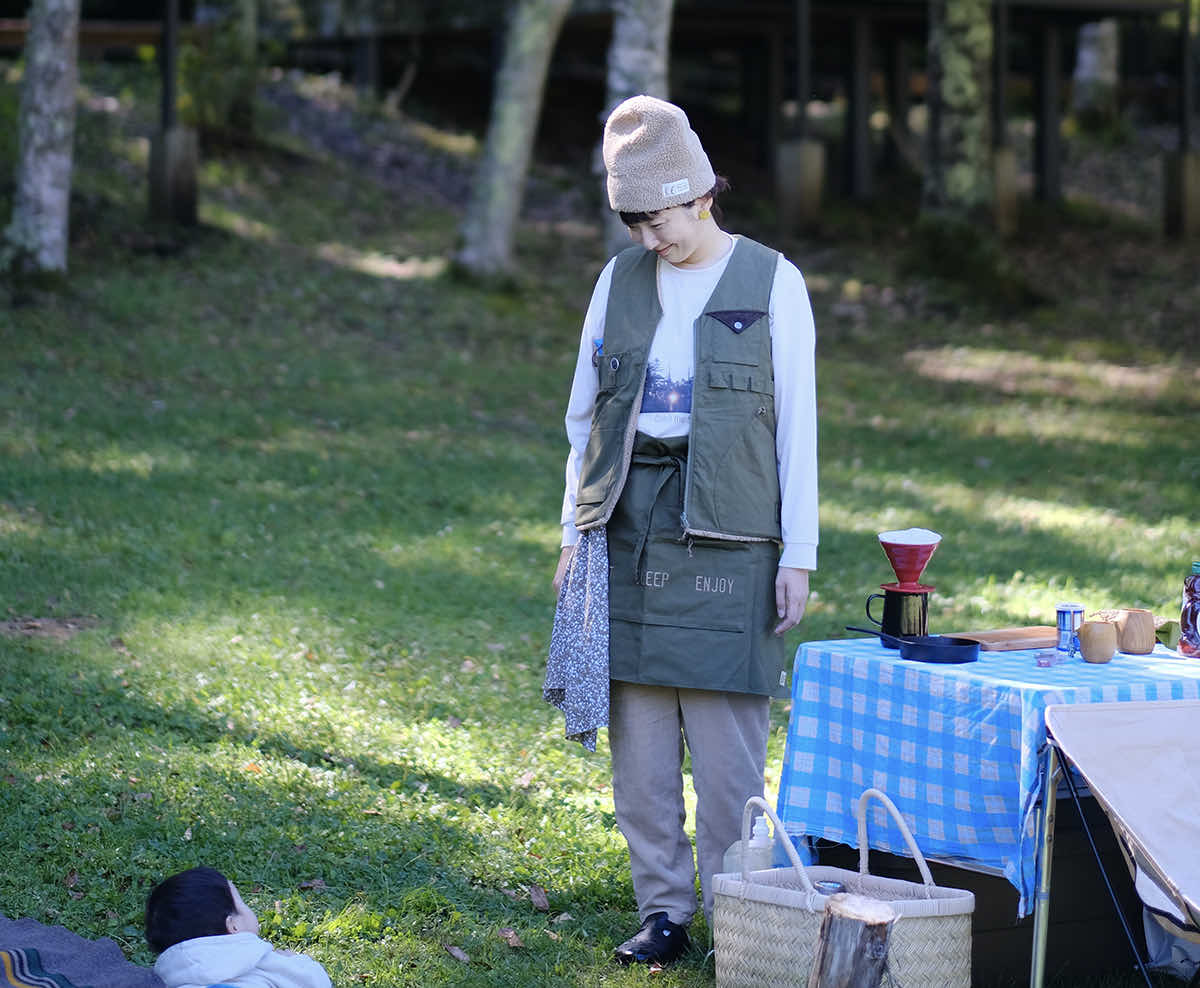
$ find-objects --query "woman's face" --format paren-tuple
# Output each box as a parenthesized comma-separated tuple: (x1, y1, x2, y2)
(625, 199, 713, 267)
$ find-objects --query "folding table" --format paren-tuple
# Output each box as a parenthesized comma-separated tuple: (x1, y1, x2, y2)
(775, 638, 1200, 986)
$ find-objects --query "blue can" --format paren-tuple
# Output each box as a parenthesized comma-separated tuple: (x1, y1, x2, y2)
(1056, 602, 1085, 658)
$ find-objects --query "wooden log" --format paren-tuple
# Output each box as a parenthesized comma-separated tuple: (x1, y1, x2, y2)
(807, 893, 896, 988)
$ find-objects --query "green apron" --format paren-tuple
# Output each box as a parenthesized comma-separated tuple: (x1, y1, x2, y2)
(607, 433, 788, 698)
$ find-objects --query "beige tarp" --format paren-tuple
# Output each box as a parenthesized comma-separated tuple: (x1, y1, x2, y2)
(1045, 700, 1200, 933)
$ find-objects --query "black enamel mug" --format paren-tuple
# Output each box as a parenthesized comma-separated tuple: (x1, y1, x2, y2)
(865, 588, 929, 646)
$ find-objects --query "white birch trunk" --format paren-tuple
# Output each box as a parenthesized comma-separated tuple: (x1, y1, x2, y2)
(456, 0, 571, 277)
(238, 0, 257, 57)
(1072, 19, 1119, 127)
(6, 0, 81, 273)
(600, 0, 676, 257)
(318, 0, 343, 37)
(921, 0, 993, 219)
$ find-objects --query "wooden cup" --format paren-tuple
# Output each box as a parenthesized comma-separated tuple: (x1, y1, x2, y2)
(1079, 621, 1118, 664)
(1116, 608, 1156, 654)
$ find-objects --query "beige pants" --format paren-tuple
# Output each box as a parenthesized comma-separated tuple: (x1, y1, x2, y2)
(608, 681, 770, 928)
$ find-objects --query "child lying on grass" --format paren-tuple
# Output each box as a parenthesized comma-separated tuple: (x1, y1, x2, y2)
(145, 867, 331, 988)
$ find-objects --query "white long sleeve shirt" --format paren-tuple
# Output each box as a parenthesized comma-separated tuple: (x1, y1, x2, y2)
(560, 238, 818, 570)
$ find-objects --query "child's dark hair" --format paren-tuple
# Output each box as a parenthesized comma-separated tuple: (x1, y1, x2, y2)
(619, 175, 731, 227)
(145, 866, 235, 953)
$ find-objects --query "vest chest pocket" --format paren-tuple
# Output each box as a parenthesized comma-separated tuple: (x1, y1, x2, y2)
(705, 310, 768, 366)
(596, 349, 636, 393)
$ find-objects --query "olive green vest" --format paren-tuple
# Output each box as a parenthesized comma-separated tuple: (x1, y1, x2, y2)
(574, 236, 782, 541)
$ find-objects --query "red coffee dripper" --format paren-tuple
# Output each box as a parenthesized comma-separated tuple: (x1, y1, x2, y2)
(878, 528, 941, 592)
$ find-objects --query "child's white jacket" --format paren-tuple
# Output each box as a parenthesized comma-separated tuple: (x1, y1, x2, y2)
(153, 932, 332, 988)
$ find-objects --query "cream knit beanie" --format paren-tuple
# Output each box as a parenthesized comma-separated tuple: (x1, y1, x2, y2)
(602, 95, 716, 213)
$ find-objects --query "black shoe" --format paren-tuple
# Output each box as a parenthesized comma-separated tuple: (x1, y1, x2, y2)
(614, 911, 691, 966)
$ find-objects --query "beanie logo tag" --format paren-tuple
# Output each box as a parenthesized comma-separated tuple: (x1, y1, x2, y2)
(661, 178, 691, 198)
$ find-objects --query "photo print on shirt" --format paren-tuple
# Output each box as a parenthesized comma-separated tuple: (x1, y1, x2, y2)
(641, 358, 693, 413)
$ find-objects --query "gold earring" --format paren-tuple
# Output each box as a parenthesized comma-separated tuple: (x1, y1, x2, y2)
(699, 208, 711, 220)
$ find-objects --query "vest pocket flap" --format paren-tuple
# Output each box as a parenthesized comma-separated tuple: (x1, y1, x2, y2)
(707, 309, 767, 334)
(596, 349, 635, 391)
(707, 364, 771, 393)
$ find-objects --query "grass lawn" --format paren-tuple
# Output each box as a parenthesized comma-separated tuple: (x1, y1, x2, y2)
(2, 60, 1198, 987)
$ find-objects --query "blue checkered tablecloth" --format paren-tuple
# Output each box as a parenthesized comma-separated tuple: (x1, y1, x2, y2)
(776, 638, 1200, 916)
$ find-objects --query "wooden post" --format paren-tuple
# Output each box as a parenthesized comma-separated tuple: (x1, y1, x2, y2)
(1033, 19, 1062, 202)
(991, 0, 1008, 149)
(1164, 0, 1198, 238)
(150, 0, 197, 225)
(847, 12, 873, 199)
(992, 0, 1017, 236)
(794, 0, 811, 141)
(882, 34, 910, 172)
(807, 893, 897, 988)
(1179, 0, 1193, 156)
(161, 0, 177, 131)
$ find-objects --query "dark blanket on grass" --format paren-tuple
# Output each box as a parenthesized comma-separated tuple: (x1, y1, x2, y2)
(0, 914, 164, 988)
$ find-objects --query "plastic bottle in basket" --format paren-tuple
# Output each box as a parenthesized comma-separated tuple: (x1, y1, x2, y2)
(721, 815, 775, 874)
(1181, 561, 1200, 658)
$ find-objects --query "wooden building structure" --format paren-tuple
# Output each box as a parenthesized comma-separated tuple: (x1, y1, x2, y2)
(285, 0, 1194, 233)
(3, 1, 1192, 230)
(666, 0, 1190, 199)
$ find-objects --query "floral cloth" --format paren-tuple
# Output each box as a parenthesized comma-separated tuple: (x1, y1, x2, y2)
(544, 528, 609, 751)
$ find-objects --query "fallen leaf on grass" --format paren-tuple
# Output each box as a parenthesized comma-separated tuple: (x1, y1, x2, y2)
(528, 884, 549, 912)
(298, 878, 327, 890)
(443, 944, 470, 963)
(544, 929, 560, 941)
(497, 928, 524, 948)
(551, 912, 573, 925)
(64, 870, 79, 888)
(243, 762, 263, 773)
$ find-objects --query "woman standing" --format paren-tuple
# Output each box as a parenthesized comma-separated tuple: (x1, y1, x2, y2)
(548, 95, 818, 966)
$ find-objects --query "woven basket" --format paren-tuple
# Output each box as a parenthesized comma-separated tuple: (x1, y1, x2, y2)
(713, 790, 975, 988)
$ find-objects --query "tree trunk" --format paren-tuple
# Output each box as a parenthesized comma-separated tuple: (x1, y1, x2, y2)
(318, 0, 342, 37)
(807, 894, 897, 988)
(921, 0, 993, 219)
(5, 0, 81, 274)
(1071, 19, 1119, 130)
(600, 0, 676, 257)
(455, 0, 571, 277)
(229, 0, 257, 134)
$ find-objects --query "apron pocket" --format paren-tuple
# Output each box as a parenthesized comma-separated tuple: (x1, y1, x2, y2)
(609, 538, 748, 634)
